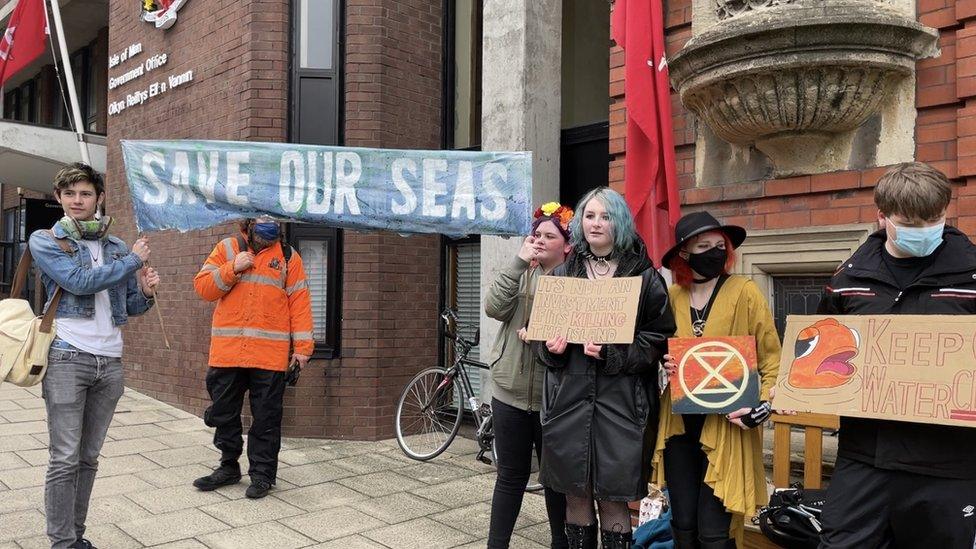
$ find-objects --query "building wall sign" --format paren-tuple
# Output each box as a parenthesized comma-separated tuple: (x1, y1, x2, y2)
(141, 0, 189, 30)
(107, 42, 194, 116)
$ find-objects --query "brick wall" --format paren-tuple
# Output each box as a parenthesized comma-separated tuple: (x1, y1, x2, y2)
(105, 0, 290, 428)
(610, 0, 976, 236)
(107, 0, 443, 440)
(336, 0, 443, 440)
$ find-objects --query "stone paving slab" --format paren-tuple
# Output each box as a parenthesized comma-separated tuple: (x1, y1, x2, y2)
(199, 496, 305, 527)
(117, 509, 230, 546)
(126, 484, 228, 515)
(197, 522, 315, 549)
(279, 508, 386, 542)
(364, 517, 477, 549)
(351, 491, 448, 524)
(0, 382, 520, 548)
(274, 481, 369, 512)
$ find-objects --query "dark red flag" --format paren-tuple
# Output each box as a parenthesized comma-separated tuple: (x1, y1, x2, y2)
(0, 0, 49, 88)
(611, 0, 681, 268)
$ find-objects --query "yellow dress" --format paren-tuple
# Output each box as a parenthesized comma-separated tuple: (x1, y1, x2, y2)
(650, 275, 781, 540)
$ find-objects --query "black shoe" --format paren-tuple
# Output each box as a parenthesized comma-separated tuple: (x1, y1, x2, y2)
(193, 466, 242, 491)
(600, 529, 633, 549)
(70, 539, 97, 549)
(565, 523, 598, 549)
(245, 478, 272, 499)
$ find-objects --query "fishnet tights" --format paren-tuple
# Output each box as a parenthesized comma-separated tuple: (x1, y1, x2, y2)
(565, 494, 631, 534)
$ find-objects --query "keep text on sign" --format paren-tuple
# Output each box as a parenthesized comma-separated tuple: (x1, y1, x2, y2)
(773, 315, 976, 428)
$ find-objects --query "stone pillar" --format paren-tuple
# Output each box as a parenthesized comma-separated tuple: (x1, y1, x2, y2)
(478, 0, 562, 389)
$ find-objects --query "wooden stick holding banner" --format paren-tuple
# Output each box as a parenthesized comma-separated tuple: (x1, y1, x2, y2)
(150, 274, 170, 349)
(138, 232, 169, 349)
(526, 276, 642, 344)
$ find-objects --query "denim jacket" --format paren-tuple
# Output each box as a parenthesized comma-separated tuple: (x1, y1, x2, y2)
(27, 223, 154, 325)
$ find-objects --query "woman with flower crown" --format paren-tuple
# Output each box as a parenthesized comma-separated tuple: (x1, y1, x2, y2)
(484, 201, 574, 549)
(535, 187, 676, 549)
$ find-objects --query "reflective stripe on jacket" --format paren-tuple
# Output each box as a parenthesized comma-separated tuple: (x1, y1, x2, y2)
(193, 234, 314, 371)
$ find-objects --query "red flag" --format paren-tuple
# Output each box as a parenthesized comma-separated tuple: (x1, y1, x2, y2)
(0, 0, 50, 88)
(612, 0, 681, 268)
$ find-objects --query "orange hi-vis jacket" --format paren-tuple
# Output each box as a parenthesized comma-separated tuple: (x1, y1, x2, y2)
(194, 235, 314, 371)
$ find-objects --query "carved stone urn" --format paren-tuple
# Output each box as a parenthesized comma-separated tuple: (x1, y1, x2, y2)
(669, 0, 939, 175)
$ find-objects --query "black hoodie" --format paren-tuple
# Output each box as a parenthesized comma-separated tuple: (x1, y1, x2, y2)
(818, 226, 976, 479)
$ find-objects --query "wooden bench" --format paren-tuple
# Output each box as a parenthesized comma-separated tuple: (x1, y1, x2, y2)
(744, 412, 840, 548)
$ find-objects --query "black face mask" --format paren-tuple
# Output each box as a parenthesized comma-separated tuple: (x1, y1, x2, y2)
(687, 246, 727, 281)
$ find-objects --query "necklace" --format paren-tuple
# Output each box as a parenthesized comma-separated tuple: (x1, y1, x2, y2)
(691, 303, 709, 337)
(690, 282, 719, 337)
(588, 257, 611, 276)
(87, 241, 101, 263)
(582, 250, 613, 276)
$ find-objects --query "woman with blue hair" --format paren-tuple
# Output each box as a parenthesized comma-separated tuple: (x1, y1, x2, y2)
(536, 187, 676, 549)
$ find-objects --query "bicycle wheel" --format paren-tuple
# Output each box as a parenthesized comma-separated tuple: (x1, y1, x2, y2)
(395, 367, 464, 460)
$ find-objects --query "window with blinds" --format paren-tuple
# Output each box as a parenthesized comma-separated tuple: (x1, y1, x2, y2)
(290, 225, 341, 358)
(451, 240, 484, 397)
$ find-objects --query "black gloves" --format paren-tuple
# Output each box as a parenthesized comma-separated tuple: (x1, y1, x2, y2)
(738, 401, 772, 429)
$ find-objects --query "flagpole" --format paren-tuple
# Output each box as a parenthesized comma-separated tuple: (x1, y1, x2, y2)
(46, 0, 90, 165)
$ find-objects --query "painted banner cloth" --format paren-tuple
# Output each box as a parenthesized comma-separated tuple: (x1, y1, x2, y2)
(120, 140, 533, 235)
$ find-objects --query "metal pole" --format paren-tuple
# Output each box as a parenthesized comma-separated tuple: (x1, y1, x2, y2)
(46, 0, 91, 165)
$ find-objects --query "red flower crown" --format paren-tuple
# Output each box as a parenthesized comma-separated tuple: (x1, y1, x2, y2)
(533, 202, 574, 232)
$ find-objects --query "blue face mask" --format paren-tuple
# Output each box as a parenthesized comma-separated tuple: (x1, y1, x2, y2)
(253, 222, 280, 241)
(890, 221, 945, 257)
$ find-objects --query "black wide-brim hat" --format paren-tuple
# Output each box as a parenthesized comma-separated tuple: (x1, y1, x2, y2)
(662, 211, 747, 268)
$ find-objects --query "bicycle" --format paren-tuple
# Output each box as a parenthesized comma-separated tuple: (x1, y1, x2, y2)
(395, 308, 543, 492)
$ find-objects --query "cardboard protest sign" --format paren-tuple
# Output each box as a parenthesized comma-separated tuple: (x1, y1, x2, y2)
(526, 276, 641, 344)
(668, 336, 760, 414)
(120, 140, 532, 236)
(773, 315, 976, 428)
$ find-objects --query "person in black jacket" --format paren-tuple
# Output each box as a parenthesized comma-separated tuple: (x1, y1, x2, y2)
(817, 162, 976, 548)
(536, 187, 676, 549)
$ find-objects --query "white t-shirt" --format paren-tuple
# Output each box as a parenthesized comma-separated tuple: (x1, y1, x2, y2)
(56, 239, 124, 357)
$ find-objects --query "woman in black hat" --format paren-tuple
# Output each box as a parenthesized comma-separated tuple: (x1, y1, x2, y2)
(649, 211, 783, 549)
(536, 187, 675, 549)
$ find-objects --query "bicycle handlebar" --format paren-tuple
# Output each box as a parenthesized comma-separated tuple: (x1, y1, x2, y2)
(441, 308, 479, 347)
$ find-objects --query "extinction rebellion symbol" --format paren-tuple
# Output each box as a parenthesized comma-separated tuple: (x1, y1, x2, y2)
(141, 0, 188, 29)
(678, 340, 751, 409)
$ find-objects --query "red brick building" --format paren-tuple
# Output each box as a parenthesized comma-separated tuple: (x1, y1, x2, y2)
(6, 0, 965, 442)
(611, 0, 975, 240)
(0, 0, 612, 440)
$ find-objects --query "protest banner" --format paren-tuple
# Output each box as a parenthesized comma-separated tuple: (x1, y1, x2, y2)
(668, 336, 759, 414)
(772, 315, 976, 428)
(120, 140, 532, 236)
(525, 276, 641, 344)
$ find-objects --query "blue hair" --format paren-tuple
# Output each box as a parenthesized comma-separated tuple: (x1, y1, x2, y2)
(568, 187, 637, 255)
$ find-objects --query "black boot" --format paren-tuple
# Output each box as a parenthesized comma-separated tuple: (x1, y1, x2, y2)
(600, 529, 633, 549)
(671, 526, 699, 549)
(564, 523, 598, 549)
(192, 463, 241, 491)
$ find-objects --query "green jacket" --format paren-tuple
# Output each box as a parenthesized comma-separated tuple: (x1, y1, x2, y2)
(484, 256, 544, 411)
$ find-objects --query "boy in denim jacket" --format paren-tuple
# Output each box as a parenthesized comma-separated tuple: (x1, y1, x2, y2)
(29, 163, 159, 549)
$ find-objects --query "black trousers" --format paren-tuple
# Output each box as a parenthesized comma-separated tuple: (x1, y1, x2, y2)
(820, 457, 976, 548)
(663, 415, 733, 547)
(204, 367, 286, 483)
(487, 398, 569, 549)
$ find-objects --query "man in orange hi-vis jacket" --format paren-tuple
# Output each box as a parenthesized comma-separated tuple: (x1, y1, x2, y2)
(191, 215, 313, 499)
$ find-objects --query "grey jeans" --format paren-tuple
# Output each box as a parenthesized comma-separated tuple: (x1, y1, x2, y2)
(42, 340, 124, 549)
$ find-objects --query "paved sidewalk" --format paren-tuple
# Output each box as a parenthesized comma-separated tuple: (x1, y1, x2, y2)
(0, 383, 551, 548)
